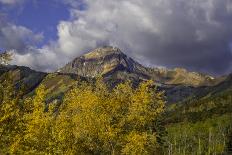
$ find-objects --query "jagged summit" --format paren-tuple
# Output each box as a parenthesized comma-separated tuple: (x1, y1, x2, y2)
(59, 47, 220, 86)
(83, 46, 123, 59)
(59, 46, 144, 78)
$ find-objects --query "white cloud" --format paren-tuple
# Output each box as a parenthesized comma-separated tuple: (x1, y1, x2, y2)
(0, 22, 44, 52)
(12, 47, 61, 72)
(0, 19, 49, 71)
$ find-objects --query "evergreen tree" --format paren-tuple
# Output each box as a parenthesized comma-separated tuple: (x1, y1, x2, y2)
(226, 125, 232, 154)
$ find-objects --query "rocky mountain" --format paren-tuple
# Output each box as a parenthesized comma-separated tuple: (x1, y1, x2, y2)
(58, 46, 149, 86)
(55, 46, 231, 103)
(59, 46, 222, 87)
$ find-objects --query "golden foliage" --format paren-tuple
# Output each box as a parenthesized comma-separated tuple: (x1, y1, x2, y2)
(0, 79, 165, 154)
(0, 77, 23, 154)
(56, 79, 165, 154)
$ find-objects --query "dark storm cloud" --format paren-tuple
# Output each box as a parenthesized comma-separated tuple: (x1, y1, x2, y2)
(116, 0, 232, 75)
(55, 0, 232, 75)
(143, 0, 232, 75)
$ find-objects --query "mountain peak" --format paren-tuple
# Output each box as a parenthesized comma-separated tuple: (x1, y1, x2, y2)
(58, 46, 139, 77)
(83, 46, 123, 59)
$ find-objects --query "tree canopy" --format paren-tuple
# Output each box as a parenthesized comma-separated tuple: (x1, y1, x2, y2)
(0, 79, 166, 154)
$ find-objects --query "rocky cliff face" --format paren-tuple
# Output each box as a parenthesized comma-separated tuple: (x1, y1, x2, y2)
(59, 46, 220, 87)
(59, 46, 146, 77)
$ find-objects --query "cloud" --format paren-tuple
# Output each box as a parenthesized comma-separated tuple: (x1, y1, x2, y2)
(62, 0, 84, 8)
(0, 16, 49, 71)
(11, 46, 63, 72)
(45, 0, 232, 75)
(0, 21, 44, 52)
(5, 0, 232, 75)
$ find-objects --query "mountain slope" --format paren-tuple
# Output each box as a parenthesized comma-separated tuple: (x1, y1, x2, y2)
(0, 65, 87, 100)
(0, 65, 46, 94)
(40, 73, 88, 102)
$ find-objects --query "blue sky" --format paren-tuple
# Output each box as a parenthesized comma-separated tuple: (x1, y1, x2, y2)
(0, 0, 232, 75)
(1, 0, 70, 47)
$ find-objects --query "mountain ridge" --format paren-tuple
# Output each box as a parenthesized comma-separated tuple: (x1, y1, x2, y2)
(58, 46, 221, 87)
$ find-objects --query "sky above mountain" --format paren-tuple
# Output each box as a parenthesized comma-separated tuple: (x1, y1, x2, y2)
(0, 0, 232, 75)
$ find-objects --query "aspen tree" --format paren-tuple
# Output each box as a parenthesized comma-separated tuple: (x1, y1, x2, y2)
(0, 76, 24, 154)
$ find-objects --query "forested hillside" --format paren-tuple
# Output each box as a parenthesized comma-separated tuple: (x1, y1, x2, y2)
(0, 77, 166, 154)
(165, 88, 232, 154)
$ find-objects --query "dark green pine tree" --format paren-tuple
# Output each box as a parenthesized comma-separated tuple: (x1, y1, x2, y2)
(227, 128, 232, 154)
